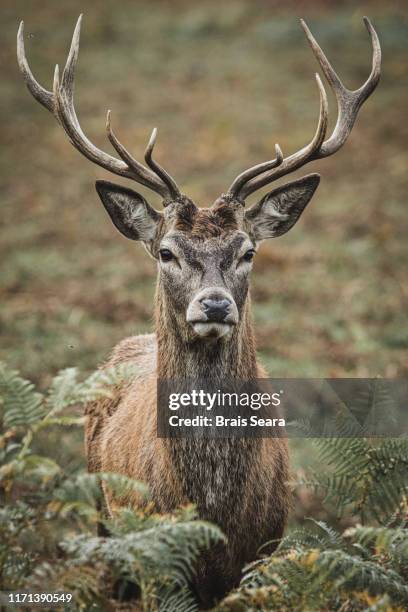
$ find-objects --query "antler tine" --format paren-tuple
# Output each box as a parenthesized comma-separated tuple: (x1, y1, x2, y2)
(237, 72, 329, 199)
(105, 111, 170, 194)
(227, 144, 284, 201)
(300, 16, 381, 158)
(226, 18, 381, 202)
(17, 15, 176, 199)
(358, 17, 382, 99)
(60, 14, 82, 99)
(144, 128, 182, 200)
(17, 21, 54, 113)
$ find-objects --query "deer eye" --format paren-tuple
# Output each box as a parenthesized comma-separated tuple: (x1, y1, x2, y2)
(159, 248, 174, 262)
(242, 249, 256, 262)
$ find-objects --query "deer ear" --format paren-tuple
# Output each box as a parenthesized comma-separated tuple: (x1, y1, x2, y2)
(95, 180, 162, 246)
(245, 174, 320, 240)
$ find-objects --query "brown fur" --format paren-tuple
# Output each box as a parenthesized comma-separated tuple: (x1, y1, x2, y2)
(174, 201, 239, 238)
(85, 201, 290, 608)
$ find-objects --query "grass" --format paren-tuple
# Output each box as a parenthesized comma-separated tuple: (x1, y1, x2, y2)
(2, 0, 406, 384)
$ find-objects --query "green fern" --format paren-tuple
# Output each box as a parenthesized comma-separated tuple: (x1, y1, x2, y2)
(2, 362, 408, 610)
(301, 436, 408, 522)
(53, 472, 149, 521)
(46, 363, 138, 415)
(62, 520, 224, 610)
(63, 520, 223, 579)
(348, 525, 408, 556)
(0, 363, 44, 428)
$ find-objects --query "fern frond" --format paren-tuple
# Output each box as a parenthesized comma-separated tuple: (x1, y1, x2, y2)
(306, 518, 344, 548)
(100, 472, 149, 502)
(53, 472, 148, 522)
(46, 363, 138, 415)
(314, 548, 408, 603)
(62, 520, 225, 591)
(347, 525, 408, 560)
(158, 586, 199, 612)
(314, 436, 370, 475)
(0, 363, 44, 429)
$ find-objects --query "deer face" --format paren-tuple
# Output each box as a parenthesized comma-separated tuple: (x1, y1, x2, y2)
(159, 230, 250, 340)
(95, 175, 320, 340)
(18, 15, 380, 338)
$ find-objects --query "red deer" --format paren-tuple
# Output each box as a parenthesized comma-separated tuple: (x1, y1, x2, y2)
(17, 15, 381, 607)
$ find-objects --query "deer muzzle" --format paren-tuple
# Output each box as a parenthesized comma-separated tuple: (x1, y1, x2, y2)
(186, 288, 239, 339)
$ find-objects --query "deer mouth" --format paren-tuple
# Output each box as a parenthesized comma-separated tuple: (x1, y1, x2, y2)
(191, 321, 234, 339)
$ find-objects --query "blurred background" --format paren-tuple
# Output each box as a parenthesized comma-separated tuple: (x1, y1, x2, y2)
(1, 0, 407, 538)
(1, 0, 407, 385)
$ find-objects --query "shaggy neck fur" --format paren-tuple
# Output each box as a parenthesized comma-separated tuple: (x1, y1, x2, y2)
(155, 287, 258, 381)
(155, 281, 261, 535)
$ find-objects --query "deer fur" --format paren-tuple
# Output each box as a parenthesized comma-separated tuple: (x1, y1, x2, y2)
(83, 185, 321, 605)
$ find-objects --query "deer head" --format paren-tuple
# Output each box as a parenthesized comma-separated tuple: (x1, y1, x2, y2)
(17, 15, 380, 342)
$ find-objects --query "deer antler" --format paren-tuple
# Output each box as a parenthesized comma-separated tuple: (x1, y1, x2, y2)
(17, 15, 181, 202)
(226, 17, 381, 202)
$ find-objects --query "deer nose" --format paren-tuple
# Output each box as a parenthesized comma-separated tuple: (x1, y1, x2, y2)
(201, 298, 231, 323)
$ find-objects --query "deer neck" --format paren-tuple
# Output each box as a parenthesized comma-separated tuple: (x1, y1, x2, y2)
(155, 286, 260, 523)
(155, 290, 258, 381)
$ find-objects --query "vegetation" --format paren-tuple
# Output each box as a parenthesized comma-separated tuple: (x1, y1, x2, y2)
(218, 435, 408, 611)
(1, 0, 407, 610)
(0, 363, 225, 610)
(1, 0, 406, 382)
(1, 364, 407, 610)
